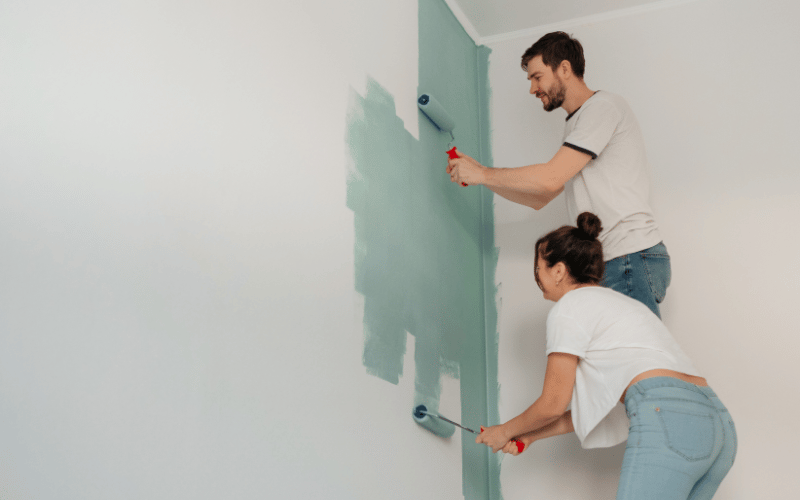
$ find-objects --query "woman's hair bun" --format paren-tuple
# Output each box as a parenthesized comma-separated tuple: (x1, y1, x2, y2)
(576, 212, 602, 239)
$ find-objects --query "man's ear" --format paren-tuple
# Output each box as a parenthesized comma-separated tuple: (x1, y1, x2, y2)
(559, 60, 572, 78)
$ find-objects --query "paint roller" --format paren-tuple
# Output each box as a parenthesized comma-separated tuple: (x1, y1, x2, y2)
(412, 404, 525, 453)
(417, 94, 467, 186)
(412, 404, 456, 438)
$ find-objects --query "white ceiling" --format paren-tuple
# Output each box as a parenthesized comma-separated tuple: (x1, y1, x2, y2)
(449, 0, 676, 41)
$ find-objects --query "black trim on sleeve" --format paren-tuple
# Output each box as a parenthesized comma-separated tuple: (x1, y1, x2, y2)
(563, 142, 597, 159)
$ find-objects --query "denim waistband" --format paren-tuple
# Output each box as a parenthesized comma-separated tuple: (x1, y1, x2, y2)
(624, 376, 724, 411)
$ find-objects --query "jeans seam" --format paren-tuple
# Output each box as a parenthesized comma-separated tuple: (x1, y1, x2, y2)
(617, 432, 640, 500)
(642, 396, 717, 410)
(640, 242, 667, 257)
(632, 378, 710, 397)
(624, 254, 633, 296)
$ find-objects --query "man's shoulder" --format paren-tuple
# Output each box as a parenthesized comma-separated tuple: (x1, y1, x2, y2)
(584, 91, 628, 110)
(567, 91, 625, 130)
(571, 91, 635, 129)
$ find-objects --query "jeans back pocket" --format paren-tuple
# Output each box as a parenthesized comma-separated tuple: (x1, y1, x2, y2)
(641, 244, 671, 304)
(656, 408, 715, 461)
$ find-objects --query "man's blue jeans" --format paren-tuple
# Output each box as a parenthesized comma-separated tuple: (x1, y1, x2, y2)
(618, 377, 737, 500)
(600, 242, 671, 318)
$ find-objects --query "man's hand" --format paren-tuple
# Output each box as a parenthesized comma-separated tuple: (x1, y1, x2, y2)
(446, 148, 487, 186)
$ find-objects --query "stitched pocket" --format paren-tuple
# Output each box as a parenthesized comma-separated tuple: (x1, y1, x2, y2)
(656, 408, 715, 461)
(641, 252, 671, 303)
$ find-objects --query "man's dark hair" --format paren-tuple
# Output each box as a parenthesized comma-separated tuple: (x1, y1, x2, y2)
(521, 31, 586, 79)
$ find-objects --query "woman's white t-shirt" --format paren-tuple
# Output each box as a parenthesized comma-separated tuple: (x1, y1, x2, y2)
(546, 286, 700, 449)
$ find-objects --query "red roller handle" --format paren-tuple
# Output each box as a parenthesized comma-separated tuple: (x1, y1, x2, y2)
(479, 427, 526, 454)
(447, 147, 467, 186)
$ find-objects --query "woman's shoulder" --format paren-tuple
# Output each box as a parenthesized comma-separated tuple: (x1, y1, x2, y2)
(562, 285, 616, 303)
(556, 286, 645, 317)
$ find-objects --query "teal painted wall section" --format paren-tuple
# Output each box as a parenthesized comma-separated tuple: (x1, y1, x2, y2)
(346, 0, 498, 498)
(417, 1, 497, 498)
(346, 80, 420, 387)
(476, 43, 502, 500)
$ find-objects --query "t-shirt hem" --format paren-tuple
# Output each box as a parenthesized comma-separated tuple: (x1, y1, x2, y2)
(602, 232, 664, 261)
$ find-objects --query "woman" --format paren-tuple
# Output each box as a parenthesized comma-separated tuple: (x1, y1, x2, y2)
(477, 212, 736, 499)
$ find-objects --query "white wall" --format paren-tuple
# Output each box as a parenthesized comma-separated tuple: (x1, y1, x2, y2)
(488, 0, 800, 498)
(0, 1, 467, 498)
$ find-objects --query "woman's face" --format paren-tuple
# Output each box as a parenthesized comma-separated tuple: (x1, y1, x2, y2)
(534, 255, 561, 301)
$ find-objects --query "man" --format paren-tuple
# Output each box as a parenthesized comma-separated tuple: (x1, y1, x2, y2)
(447, 32, 670, 318)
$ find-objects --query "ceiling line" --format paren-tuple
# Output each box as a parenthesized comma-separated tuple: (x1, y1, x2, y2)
(473, 0, 704, 46)
(443, 0, 482, 44)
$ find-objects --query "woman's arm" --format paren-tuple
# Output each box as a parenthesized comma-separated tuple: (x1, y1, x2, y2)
(502, 411, 575, 455)
(477, 353, 578, 453)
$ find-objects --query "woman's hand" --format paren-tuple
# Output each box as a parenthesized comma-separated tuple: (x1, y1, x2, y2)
(502, 436, 530, 456)
(475, 425, 511, 453)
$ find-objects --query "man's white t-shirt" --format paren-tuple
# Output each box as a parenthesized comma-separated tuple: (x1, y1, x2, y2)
(562, 91, 662, 261)
(546, 286, 700, 449)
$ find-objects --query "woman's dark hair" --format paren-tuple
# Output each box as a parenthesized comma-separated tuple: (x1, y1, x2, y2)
(520, 31, 586, 79)
(535, 212, 604, 284)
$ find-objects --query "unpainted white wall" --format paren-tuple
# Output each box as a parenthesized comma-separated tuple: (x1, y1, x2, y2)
(0, 1, 466, 499)
(488, 0, 800, 498)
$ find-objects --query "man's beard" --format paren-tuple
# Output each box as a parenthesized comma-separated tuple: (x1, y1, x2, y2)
(543, 79, 566, 112)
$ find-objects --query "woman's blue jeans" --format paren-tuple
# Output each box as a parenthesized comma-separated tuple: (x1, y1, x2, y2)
(618, 378, 737, 500)
(601, 242, 671, 318)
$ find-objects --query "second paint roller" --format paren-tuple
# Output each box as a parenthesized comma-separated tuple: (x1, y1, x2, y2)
(417, 93, 467, 186)
(412, 404, 525, 453)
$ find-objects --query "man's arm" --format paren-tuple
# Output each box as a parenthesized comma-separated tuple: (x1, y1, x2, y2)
(488, 185, 564, 210)
(447, 146, 592, 210)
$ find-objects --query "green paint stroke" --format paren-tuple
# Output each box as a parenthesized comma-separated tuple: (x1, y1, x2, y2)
(346, 0, 499, 498)
(346, 80, 417, 388)
(346, 78, 476, 407)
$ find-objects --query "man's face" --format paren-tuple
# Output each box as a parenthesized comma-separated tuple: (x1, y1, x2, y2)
(526, 56, 566, 112)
